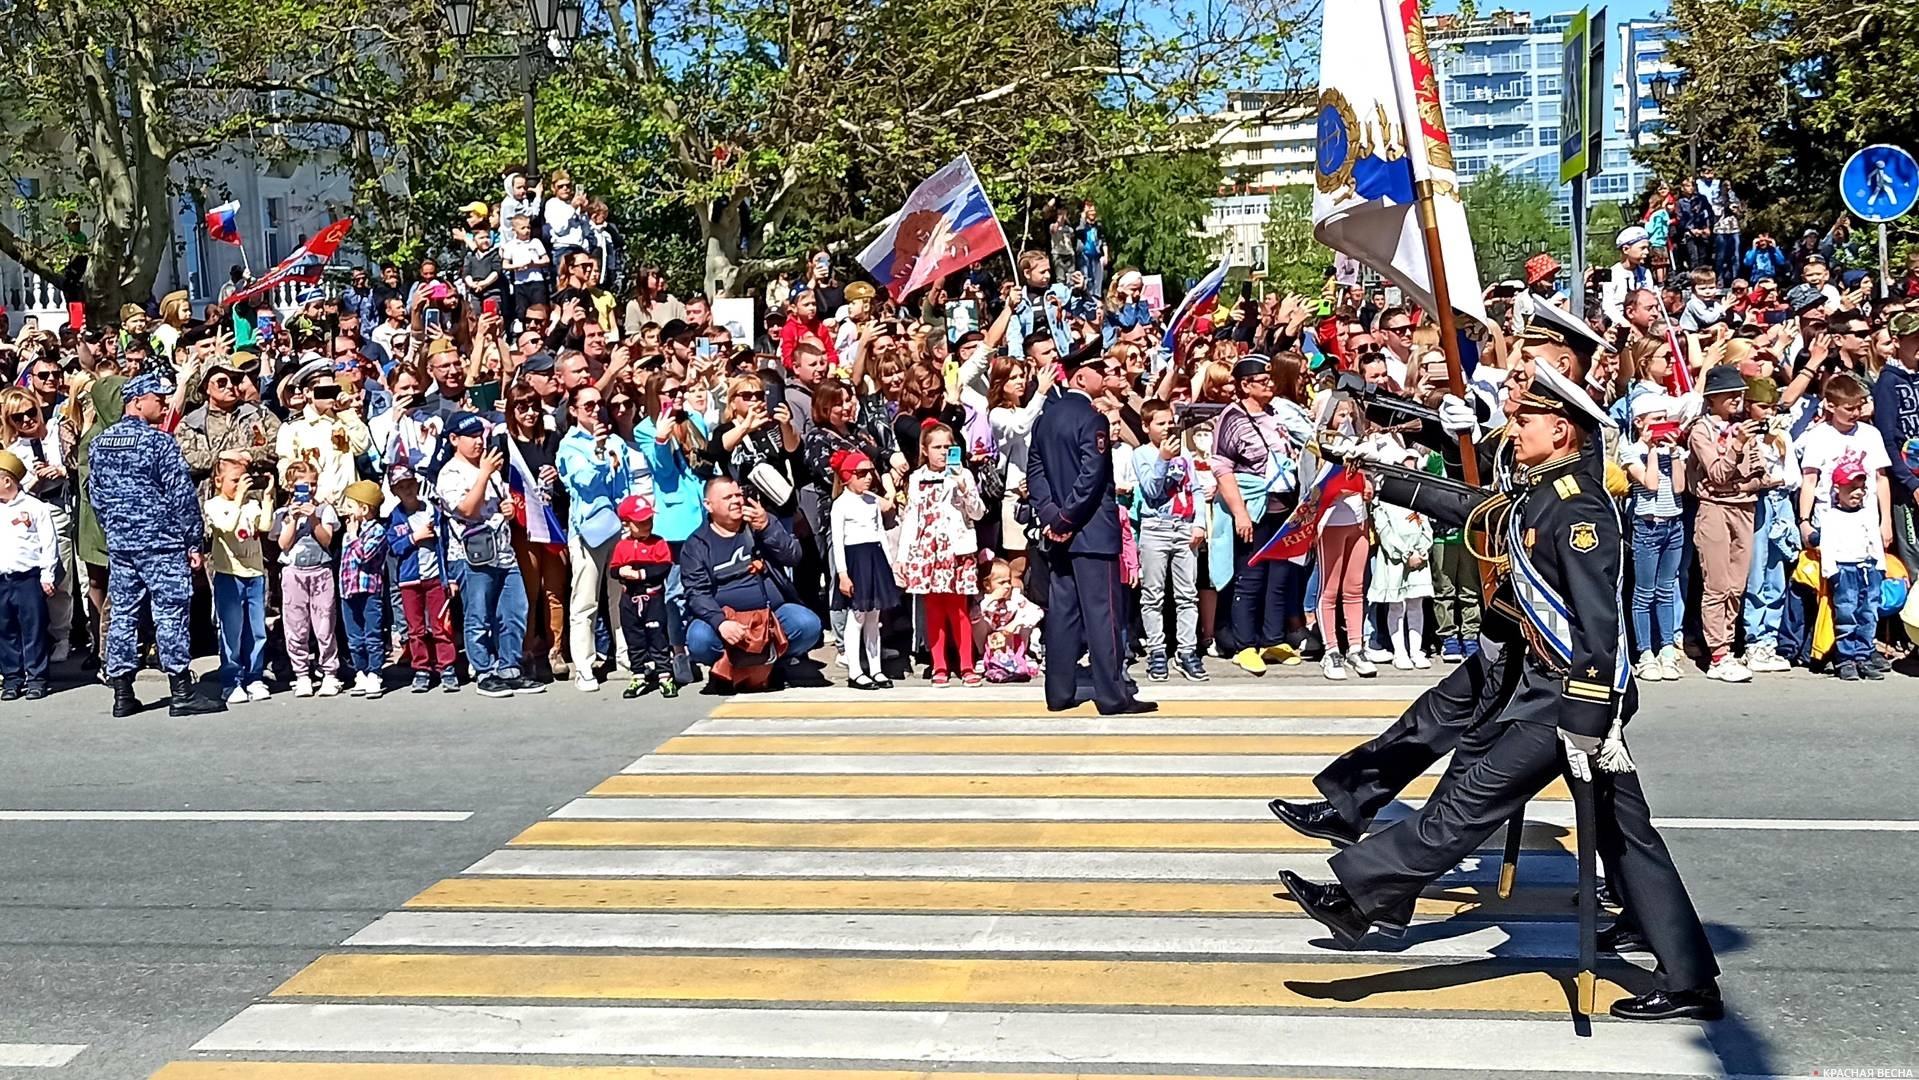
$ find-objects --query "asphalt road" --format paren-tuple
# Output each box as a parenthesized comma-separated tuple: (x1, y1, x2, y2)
(1, 663, 1915, 1079)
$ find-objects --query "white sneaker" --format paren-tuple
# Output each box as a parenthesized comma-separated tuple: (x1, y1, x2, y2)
(1705, 656, 1753, 683)
(362, 672, 384, 699)
(1658, 646, 1685, 681)
(317, 675, 344, 697)
(575, 673, 600, 693)
(1347, 649, 1378, 678)
(1321, 652, 1348, 681)
(1747, 643, 1791, 673)
(1391, 651, 1415, 670)
(292, 675, 315, 698)
(246, 681, 272, 702)
(1411, 650, 1432, 670)
(1364, 646, 1396, 663)
(225, 686, 249, 706)
(348, 672, 367, 696)
(1636, 652, 1666, 682)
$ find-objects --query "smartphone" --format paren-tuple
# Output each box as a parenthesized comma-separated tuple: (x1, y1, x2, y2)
(1646, 420, 1680, 444)
(695, 338, 716, 359)
(293, 482, 312, 505)
(945, 446, 962, 470)
(482, 296, 500, 318)
(762, 379, 786, 417)
(423, 308, 445, 332)
(491, 432, 510, 461)
(429, 282, 452, 302)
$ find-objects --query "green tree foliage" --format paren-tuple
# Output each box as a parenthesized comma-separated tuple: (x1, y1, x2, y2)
(1079, 153, 1219, 288)
(1459, 167, 1568, 285)
(1649, 0, 1919, 247)
(1, 0, 1317, 310)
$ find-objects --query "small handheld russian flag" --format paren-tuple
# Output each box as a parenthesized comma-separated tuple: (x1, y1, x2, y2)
(205, 201, 242, 246)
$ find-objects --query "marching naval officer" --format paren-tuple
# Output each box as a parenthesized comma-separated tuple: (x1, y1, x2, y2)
(1278, 357, 1723, 1024)
(1026, 343, 1153, 715)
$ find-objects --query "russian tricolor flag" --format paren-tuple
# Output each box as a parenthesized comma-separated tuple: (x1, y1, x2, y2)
(858, 154, 1009, 301)
(505, 435, 566, 550)
(205, 201, 242, 246)
(1160, 254, 1232, 355)
(1249, 462, 1368, 565)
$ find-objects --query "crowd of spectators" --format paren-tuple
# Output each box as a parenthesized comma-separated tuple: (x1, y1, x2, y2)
(0, 161, 1915, 707)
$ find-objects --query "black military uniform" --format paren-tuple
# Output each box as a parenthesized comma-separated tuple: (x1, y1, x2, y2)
(1273, 305, 1609, 849)
(1026, 349, 1148, 715)
(1282, 361, 1721, 1022)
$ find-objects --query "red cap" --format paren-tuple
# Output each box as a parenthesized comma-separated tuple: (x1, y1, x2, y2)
(617, 494, 655, 522)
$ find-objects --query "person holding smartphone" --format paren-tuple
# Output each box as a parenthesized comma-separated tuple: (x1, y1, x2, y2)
(1621, 392, 1689, 681)
(897, 422, 986, 685)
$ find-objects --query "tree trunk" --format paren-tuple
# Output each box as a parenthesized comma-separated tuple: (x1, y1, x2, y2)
(702, 199, 744, 299)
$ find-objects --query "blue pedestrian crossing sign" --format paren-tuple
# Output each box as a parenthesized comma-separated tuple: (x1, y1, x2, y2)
(1840, 144, 1918, 224)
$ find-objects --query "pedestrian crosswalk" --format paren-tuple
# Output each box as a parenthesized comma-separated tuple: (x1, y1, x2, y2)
(151, 689, 1730, 1079)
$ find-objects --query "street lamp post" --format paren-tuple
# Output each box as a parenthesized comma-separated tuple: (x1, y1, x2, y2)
(441, 0, 583, 178)
(1648, 73, 1696, 172)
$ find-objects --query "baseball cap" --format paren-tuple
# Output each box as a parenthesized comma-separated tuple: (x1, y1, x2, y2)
(462, 201, 491, 218)
(520, 351, 556, 375)
(659, 319, 697, 341)
(1833, 457, 1867, 487)
(617, 494, 655, 522)
(447, 410, 487, 438)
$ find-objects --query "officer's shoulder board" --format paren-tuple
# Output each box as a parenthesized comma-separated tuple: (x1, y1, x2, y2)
(1552, 475, 1581, 500)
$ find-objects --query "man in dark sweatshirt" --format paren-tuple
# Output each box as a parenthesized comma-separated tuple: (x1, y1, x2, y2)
(678, 476, 822, 673)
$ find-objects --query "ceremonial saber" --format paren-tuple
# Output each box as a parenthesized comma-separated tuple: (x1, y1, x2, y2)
(1573, 769, 1600, 1017)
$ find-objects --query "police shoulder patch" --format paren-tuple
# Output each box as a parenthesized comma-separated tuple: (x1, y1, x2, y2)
(1568, 521, 1599, 552)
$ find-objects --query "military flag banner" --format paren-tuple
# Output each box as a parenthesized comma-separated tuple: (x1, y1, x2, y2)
(227, 218, 353, 308)
(858, 155, 1010, 301)
(1311, 0, 1485, 324)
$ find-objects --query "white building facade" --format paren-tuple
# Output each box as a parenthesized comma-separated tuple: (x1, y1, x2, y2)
(1200, 92, 1316, 273)
(2, 151, 357, 327)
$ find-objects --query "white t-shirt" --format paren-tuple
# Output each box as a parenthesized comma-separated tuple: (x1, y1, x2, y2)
(501, 236, 549, 284)
(1817, 503, 1881, 573)
(1795, 421, 1889, 570)
(435, 457, 515, 568)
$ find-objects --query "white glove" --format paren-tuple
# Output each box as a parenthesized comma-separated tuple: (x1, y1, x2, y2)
(1438, 394, 1478, 438)
(1559, 731, 1593, 783)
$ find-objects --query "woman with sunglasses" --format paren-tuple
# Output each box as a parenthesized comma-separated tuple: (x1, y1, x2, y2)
(705, 374, 800, 523)
(1, 387, 75, 661)
(557, 383, 635, 692)
(502, 380, 571, 681)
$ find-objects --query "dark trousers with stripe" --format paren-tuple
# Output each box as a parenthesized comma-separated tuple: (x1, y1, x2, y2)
(0, 570, 50, 687)
(1042, 548, 1134, 715)
(1331, 665, 1718, 992)
(1316, 635, 1515, 829)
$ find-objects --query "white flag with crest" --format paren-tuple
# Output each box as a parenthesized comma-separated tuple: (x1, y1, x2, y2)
(1311, 0, 1485, 324)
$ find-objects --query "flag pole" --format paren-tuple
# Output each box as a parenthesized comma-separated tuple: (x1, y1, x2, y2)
(1410, 180, 1481, 491)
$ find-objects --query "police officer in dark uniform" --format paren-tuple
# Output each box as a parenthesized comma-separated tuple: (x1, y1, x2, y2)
(1268, 304, 1607, 860)
(1278, 357, 1722, 1023)
(1026, 345, 1153, 715)
(88, 373, 224, 718)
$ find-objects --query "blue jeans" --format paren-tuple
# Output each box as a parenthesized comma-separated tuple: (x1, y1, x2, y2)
(1631, 515, 1685, 655)
(1744, 491, 1794, 647)
(1714, 232, 1741, 286)
(1829, 563, 1883, 662)
(212, 572, 266, 690)
(341, 592, 386, 677)
(686, 603, 823, 668)
(452, 560, 528, 677)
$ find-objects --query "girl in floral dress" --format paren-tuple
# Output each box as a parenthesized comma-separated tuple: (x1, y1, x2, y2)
(897, 421, 985, 685)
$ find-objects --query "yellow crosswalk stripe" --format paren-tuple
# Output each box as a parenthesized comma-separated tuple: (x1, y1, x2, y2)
(656, 734, 1371, 755)
(154, 1067, 1344, 1080)
(708, 700, 1412, 718)
(402, 877, 1572, 916)
(585, 774, 1572, 799)
(271, 952, 1632, 1013)
(507, 819, 1575, 852)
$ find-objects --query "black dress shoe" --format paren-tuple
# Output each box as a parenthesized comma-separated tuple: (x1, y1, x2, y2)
(1099, 699, 1159, 715)
(1267, 798, 1361, 848)
(1276, 870, 1371, 948)
(1610, 985, 1724, 1022)
(1595, 879, 1619, 908)
(1597, 920, 1652, 955)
